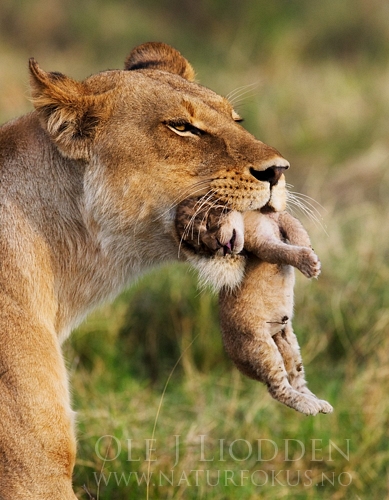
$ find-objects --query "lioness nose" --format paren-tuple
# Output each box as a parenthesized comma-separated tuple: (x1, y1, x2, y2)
(249, 165, 289, 187)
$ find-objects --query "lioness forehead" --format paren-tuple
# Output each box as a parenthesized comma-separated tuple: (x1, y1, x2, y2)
(84, 68, 236, 120)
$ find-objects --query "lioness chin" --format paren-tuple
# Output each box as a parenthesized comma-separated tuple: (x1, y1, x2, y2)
(0, 42, 289, 498)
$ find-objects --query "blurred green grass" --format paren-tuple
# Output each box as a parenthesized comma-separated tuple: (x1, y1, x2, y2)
(1, 1, 389, 498)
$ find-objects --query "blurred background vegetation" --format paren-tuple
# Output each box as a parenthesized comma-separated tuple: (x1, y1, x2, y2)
(1, 0, 389, 498)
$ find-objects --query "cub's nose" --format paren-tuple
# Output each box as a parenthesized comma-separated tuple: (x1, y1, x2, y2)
(249, 164, 289, 187)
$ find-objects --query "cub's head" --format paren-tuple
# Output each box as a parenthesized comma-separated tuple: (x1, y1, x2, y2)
(29, 42, 288, 285)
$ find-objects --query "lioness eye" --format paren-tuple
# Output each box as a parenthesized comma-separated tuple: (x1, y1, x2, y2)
(166, 121, 205, 137)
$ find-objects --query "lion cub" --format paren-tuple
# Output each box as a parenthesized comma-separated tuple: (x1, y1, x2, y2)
(176, 199, 333, 416)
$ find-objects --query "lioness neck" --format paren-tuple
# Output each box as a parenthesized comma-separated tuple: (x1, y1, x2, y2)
(0, 114, 177, 340)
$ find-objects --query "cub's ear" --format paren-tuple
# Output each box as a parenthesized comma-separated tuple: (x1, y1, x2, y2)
(29, 58, 107, 160)
(124, 42, 195, 82)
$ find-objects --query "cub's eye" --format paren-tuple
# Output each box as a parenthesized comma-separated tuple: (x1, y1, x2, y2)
(166, 121, 205, 137)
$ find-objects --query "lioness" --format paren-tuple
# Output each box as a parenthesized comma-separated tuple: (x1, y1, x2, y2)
(175, 197, 333, 415)
(0, 42, 289, 498)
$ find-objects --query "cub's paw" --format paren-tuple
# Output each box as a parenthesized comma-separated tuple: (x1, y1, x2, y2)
(272, 387, 332, 416)
(292, 381, 334, 413)
(316, 399, 333, 414)
(296, 247, 321, 278)
(291, 393, 332, 416)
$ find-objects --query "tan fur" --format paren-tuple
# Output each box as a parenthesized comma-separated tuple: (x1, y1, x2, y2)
(175, 197, 333, 415)
(0, 43, 289, 497)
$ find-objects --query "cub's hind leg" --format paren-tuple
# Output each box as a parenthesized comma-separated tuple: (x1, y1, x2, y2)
(220, 308, 328, 415)
(219, 256, 331, 416)
(272, 324, 311, 394)
(272, 324, 333, 413)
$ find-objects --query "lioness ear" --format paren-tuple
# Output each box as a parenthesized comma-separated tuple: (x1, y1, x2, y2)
(29, 58, 105, 160)
(124, 42, 195, 82)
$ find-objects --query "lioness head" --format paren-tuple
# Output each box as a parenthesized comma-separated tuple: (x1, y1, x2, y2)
(29, 42, 289, 290)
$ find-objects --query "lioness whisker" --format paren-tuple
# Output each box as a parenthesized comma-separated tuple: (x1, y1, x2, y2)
(226, 82, 259, 103)
(178, 192, 228, 257)
(195, 198, 223, 246)
(288, 189, 326, 212)
(177, 190, 215, 257)
(230, 94, 258, 108)
(187, 192, 217, 241)
(287, 196, 318, 220)
(153, 179, 211, 222)
(287, 192, 323, 220)
(287, 194, 328, 235)
(226, 83, 253, 100)
(171, 179, 211, 208)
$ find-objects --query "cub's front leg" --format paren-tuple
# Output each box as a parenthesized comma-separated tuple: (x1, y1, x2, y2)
(244, 211, 321, 279)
